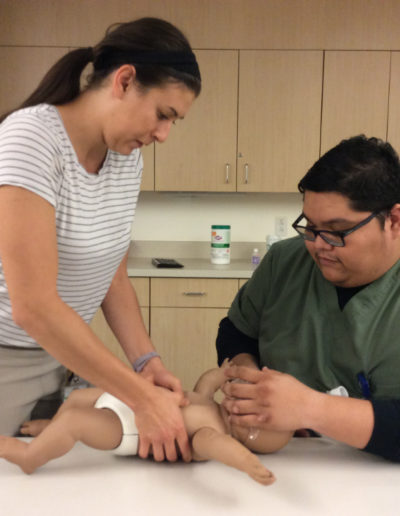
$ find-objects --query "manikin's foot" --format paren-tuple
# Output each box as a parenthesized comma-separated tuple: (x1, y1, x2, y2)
(247, 460, 276, 485)
(20, 419, 51, 436)
(0, 435, 32, 474)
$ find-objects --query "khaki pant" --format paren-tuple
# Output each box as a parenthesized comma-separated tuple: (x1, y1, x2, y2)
(0, 345, 65, 436)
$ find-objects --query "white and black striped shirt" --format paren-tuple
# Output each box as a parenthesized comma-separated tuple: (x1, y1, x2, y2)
(0, 104, 142, 348)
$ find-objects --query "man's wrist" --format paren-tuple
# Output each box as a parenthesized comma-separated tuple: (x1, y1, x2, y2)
(301, 389, 326, 430)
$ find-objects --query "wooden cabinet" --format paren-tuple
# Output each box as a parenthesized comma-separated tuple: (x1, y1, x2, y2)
(140, 144, 155, 191)
(0, 46, 67, 115)
(321, 51, 391, 154)
(237, 50, 323, 192)
(150, 278, 238, 389)
(154, 50, 238, 191)
(90, 278, 150, 365)
(388, 52, 400, 153)
(2, 45, 396, 193)
(92, 276, 239, 387)
(154, 49, 323, 193)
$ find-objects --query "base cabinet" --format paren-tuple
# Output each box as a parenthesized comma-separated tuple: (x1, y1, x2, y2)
(150, 307, 229, 390)
(90, 278, 150, 365)
(150, 277, 239, 389)
(91, 277, 239, 388)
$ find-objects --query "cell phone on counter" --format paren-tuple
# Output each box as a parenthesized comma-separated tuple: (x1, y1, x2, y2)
(151, 258, 184, 268)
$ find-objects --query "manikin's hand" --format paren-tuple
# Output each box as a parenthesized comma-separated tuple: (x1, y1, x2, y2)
(222, 365, 319, 432)
(140, 356, 185, 397)
(134, 383, 191, 463)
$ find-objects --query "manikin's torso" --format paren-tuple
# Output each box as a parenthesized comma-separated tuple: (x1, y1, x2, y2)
(182, 391, 229, 439)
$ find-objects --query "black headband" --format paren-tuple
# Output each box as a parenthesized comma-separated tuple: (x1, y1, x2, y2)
(94, 50, 201, 80)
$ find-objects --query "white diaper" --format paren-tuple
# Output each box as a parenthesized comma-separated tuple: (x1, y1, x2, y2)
(94, 392, 139, 455)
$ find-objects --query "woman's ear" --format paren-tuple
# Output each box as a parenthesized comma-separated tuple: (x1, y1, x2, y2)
(112, 65, 137, 98)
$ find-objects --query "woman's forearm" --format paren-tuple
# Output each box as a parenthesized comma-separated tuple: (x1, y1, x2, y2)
(100, 256, 155, 364)
(16, 292, 154, 412)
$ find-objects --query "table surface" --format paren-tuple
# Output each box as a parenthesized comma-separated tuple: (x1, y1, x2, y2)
(2, 437, 400, 516)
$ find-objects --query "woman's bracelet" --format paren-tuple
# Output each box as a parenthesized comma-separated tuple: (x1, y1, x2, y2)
(132, 351, 160, 373)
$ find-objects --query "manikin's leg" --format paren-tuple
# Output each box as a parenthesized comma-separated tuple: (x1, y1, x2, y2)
(191, 427, 275, 485)
(20, 388, 104, 436)
(0, 392, 122, 474)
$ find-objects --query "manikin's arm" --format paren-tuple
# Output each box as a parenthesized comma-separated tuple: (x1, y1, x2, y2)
(193, 361, 230, 398)
(191, 426, 275, 485)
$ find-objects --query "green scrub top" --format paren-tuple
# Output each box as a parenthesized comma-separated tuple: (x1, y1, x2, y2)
(228, 237, 400, 399)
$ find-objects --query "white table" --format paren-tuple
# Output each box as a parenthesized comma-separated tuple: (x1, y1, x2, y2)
(2, 437, 400, 516)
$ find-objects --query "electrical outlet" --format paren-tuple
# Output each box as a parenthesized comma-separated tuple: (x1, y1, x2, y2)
(275, 216, 287, 238)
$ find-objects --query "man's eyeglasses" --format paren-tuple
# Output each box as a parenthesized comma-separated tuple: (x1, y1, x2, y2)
(292, 211, 381, 247)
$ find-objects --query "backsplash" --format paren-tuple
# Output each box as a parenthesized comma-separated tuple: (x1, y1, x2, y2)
(132, 192, 302, 242)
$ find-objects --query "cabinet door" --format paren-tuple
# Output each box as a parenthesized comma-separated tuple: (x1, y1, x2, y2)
(150, 277, 238, 389)
(388, 52, 400, 153)
(321, 51, 390, 154)
(151, 307, 228, 390)
(237, 50, 323, 192)
(155, 50, 238, 191)
(90, 278, 150, 365)
(140, 144, 155, 191)
(0, 46, 67, 115)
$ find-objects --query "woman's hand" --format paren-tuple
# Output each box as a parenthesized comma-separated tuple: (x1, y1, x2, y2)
(134, 384, 191, 463)
(222, 365, 320, 432)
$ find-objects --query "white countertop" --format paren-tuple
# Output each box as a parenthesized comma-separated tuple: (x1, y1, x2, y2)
(127, 257, 255, 278)
(126, 240, 265, 278)
(2, 437, 400, 516)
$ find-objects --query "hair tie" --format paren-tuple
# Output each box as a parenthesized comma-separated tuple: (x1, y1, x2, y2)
(87, 46, 95, 62)
(94, 49, 200, 79)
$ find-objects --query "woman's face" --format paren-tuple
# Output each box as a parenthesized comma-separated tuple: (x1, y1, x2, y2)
(104, 74, 195, 155)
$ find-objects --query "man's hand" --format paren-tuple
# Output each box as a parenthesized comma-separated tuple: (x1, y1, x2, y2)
(222, 365, 374, 448)
(222, 365, 319, 432)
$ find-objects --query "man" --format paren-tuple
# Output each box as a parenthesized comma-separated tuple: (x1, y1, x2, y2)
(217, 135, 400, 461)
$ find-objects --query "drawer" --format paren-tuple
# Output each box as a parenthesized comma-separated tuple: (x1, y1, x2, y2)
(151, 278, 238, 307)
(130, 277, 150, 306)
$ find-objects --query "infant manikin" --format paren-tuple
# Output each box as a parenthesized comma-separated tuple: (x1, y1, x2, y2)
(0, 361, 292, 484)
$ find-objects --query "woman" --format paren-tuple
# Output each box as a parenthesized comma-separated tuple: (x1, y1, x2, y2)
(0, 17, 201, 462)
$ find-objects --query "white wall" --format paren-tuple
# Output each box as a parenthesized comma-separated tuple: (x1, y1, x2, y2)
(132, 191, 303, 242)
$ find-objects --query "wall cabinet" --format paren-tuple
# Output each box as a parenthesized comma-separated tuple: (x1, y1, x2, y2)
(140, 144, 155, 191)
(321, 51, 391, 154)
(1, 46, 399, 192)
(237, 50, 323, 192)
(388, 52, 400, 154)
(155, 50, 238, 192)
(0, 46, 67, 115)
(90, 278, 150, 365)
(153, 49, 323, 193)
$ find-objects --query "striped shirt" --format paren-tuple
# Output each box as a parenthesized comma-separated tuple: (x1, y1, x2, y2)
(0, 104, 142, 348)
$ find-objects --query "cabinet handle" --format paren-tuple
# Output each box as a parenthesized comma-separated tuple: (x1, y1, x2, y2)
(182, 291, 207, 296)
(225, 163, 230, 183)
(244, 163, 249, 184)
